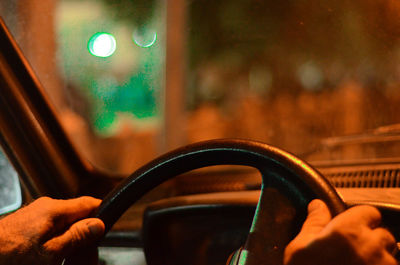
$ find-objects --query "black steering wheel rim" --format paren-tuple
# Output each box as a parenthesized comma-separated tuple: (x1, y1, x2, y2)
(95, 139, 345, 231)
(65, 139, 346, 265)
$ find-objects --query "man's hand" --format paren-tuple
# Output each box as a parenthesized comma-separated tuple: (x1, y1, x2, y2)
(0, 196, 105, 265)
(284, 199, 397, 265)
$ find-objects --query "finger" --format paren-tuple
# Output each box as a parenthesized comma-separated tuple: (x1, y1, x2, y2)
(298, 199, 332, 235)
(372, 228, 397, 253)
(43, 218, 105, 257)
(331, 205, 382, 228)
(49, 196, 101, 221)
(41, 197, 101, 234)
(33, 196, 101, 222)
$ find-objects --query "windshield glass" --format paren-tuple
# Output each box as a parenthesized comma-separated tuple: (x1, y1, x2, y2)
(1, 0, 400, 174)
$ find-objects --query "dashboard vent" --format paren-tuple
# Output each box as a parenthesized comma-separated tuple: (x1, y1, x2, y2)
(323, 168, 400, 188)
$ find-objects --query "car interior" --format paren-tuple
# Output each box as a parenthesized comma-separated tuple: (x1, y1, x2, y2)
(1, 1, 400, 265)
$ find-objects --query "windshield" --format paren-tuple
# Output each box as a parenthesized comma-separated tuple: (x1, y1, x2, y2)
(1, 0, 400, 174)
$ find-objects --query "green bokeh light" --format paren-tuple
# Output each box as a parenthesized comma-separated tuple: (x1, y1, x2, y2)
(58, 2, 163, 136)
(88, 32, 117, 57)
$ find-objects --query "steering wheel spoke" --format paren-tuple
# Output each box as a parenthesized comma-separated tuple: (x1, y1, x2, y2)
(244, 188, 298, 265)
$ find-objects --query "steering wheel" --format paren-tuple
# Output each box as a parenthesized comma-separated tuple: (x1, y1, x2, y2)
(67, 139, 346, 265)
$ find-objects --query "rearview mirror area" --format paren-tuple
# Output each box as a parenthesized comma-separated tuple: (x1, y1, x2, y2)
(0, 148, 22, 215)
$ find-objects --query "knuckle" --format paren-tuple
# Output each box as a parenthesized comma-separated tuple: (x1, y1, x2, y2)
(367, 205, 381, 216)
(35, 197, 57, 214)
(382, 228, 395, 240)
(40, 218, 57, 234)
(359, 205, 382, 219)
(35, 196, 53, 205)
(330, 228, 358, 244)
(80, 196, 93, 201)
(69, 225, 90, 246)
(374, 228, 396, 247)
(79, 196, 101, 207)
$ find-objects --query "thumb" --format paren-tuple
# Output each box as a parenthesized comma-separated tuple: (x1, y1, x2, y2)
(44, 218, 105, 257)
(299, 199, 332, 236)
(284, 199, 332, 264)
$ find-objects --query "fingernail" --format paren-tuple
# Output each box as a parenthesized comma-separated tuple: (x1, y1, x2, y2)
(87, 220, 104, 238)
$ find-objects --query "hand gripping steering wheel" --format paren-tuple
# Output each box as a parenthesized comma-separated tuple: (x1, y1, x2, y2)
(67, 139, 346, 265)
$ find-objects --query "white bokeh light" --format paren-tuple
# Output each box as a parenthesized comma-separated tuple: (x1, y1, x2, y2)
(88, 33, 117, 57)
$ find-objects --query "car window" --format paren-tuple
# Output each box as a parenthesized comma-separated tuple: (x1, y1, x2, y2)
(0, 0, 164, 174)
(1, 0, 400, 175)
(184, 0, 400, 163)
(0, 148, 22, 215)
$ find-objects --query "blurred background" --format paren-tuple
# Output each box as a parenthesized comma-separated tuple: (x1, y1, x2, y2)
(1, 0, 400, 176)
